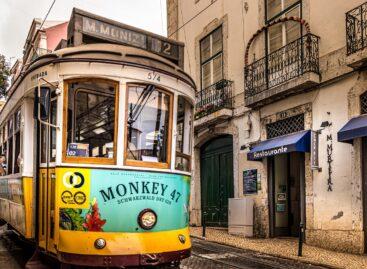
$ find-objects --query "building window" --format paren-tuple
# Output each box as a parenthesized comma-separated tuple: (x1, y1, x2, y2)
(200, 27, 223, 89)
(266, 114, 304, 139)
(125, 84, 172, 169)
(266, 0, 301, 53)
(64, 79, 118, 164)
(361, 91, 367, 114)
(175, 96, 193, 172)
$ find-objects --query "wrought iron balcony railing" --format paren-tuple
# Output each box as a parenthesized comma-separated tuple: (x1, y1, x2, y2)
(244, 33, 320, 100)
(346, 2, 367, 55)
(195, 79, 233, 120)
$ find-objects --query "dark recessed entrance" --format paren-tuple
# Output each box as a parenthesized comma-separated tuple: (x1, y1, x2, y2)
(268, 152, 305, 237)
(200, 135, 234, 227)
(362, 137, 367, 253)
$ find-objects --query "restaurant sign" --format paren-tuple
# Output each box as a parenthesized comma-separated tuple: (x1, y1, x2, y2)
(249, 146, 289, 160)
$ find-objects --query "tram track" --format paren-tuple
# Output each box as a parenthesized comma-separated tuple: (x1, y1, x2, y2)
(189, 251, 251, 269)
(189, 237, 327, 269)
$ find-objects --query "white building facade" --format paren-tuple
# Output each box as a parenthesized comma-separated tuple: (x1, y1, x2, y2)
(168, 0, 367, 254)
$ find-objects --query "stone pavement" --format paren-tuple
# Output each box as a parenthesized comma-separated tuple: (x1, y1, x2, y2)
(182, 237, 327, 268)
(190, 227, 367, 269)
(0, 235, 29, 269)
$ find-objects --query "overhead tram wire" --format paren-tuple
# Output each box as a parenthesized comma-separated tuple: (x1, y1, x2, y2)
(39, 0, 57, 30)
(168, 0, 218, 38)
(23, 0, 57, 69)
(160, 0, 165, 34)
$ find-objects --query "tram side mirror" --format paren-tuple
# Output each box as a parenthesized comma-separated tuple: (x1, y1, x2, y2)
(34, 87, 51, 121)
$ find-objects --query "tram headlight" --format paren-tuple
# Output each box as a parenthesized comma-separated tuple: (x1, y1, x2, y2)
(178, 234, 186, 244)
(94, 238, 106, 249)
(138, 209, 157, 230)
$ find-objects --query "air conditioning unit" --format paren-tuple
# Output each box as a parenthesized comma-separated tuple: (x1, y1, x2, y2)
(228, 198, 254, 237)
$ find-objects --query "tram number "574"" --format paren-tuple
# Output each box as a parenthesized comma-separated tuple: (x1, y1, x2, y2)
(147, 71, 161, 82)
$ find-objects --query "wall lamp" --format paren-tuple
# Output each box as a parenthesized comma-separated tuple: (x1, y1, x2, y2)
(320, 121, 332, 128)
(316, 121, 332, 134)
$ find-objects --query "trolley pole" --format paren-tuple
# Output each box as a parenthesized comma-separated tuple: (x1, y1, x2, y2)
(298, 222, 304, 257)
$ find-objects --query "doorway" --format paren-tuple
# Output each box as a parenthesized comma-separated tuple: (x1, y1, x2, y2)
(200, 135, 234, 227)
(268, 152, 305, 237)
(37, 91, 57, 253)
(362, 137, 367, 252)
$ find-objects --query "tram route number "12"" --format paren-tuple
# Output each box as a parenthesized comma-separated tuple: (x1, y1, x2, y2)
(147, 71, 161, 82)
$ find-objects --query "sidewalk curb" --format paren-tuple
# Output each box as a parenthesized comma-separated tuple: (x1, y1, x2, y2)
(190, 235, 342, 269)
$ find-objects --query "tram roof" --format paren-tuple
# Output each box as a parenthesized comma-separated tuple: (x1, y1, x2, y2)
(6, 43, 196, 104)
(68, 8, 185, 68)
(4, 8, 196, 116)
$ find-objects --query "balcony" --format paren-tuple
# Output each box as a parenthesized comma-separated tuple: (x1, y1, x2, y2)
(194, 79, 233, 130)
(346, 2, 367, 68)
(244, 34, 320, 108)
(31, 48, 52, 62)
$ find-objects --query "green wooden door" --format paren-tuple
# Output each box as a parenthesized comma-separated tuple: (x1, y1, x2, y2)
(201, 135, 234, 227)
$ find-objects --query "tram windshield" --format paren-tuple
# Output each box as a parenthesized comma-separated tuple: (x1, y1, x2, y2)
(65, 79, 117, 160)
(63, 79, 192, 171)
(126, 84, 171, 165)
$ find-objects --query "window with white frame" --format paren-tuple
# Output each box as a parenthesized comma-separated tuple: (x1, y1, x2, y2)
(200, 27, 223, 89)
(267, 0, 301, 53)
(0, 108, 23, 175)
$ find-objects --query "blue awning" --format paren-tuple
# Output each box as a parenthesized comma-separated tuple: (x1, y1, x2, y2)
(247, 130, 311, 161)
(338, 114, 367, 143)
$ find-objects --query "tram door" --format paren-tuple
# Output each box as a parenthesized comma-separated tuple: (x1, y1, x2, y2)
(37, 90, 57, 253)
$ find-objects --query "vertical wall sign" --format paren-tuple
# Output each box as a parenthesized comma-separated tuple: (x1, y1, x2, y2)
(326, 134, 333, 191)
(311, 131, 320, 170)
(243, 169, 258, 195)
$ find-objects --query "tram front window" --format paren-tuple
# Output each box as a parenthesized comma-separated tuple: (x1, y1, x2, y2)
(65, 79, 117, 162)
(126, 84, 171, 167)
(175, 96, 193, 172)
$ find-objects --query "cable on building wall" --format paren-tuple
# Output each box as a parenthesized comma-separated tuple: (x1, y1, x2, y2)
(169, 0, 218, 38)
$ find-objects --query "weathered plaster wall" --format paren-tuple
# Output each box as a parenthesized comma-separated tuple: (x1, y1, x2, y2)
(173, 0, 367, 254)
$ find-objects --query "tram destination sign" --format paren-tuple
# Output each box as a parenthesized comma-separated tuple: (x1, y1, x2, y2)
(68, 9, 184, 67)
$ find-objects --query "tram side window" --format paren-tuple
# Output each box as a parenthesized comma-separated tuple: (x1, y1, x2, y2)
(40, 91, 57, 164)
(66, 80, 116, 160)
(1, 125, 7, 175)
(50, 97, 57, 162)
(7, 118, 13, 174)
(126, 85, 171, 166)
(14, 109, 21, 174)
(40, 123, 47, 163)
(175, 96, 193, 172)
(0, 127, 4, 176)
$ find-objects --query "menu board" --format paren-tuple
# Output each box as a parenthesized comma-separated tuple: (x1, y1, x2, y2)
(243, 169, 258, 195)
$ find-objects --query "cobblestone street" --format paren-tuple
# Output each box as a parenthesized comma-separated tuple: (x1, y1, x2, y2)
(0, 234, 31, 269)
(0, 234, 327, 269)
(181, 238, 326, 269)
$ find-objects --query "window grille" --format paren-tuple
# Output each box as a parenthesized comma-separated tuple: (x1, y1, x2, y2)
(266, 114, 304, 139)
(361, 91, 367, 114)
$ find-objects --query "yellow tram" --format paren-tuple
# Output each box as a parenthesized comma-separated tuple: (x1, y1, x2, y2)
(0, 9, 195, 268)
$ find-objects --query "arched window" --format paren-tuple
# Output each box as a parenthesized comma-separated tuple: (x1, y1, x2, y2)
(360, 91, 367, 114)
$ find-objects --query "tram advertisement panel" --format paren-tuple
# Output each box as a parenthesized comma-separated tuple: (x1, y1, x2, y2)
(57, 168, 190, 233)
